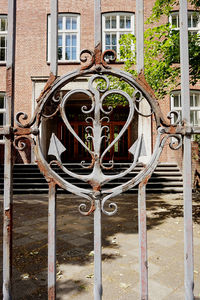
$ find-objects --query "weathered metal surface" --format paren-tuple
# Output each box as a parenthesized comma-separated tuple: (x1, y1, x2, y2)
(36, 73, 57, 103)
(136, 0, 144, 74)
(3, 1, 16, 299)
(94, 197, 102, 300)
(50, 0, 58, 77)
(180, 1, 194, 299)
(94, 0, 101, 48)
(2, 0, 197, 299)
(138, 179, 149, 300)
(48, 181, 57, 300)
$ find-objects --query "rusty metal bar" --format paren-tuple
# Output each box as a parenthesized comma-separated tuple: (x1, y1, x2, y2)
(48, 181, 57, 300)
(94, 197, 102, 300)
(50, 0, 58, 76)
(138, 182, 148, 300)
(180, 1, 194, 299)
(94, 0, 101, 48)
(3, 1, 16, 299)
(136, 0, 144, 73)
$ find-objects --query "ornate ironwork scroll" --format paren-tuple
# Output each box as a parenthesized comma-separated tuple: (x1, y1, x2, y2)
(14, 49, 183, 215)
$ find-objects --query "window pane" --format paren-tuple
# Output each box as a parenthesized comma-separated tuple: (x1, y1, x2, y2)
(72, 47, 76, 60)
(66, 17, 71, 30)
(0, 95, 4, 109)
(72, 35, 76, 47)
(194, 94, 200, 106)
(172, 16, 177, 27)
(193, 15, 198, 28)
(0, 49, 5, 61)
(120, 16, 125, 28)
(105, 34, 110, 45)
(0, 114, 3, 126)
(0, 18, 7, 32)
(112, 34, 116, 46)
(0, 36, 5, 47)
(105, 17, 110, 29)
(188, 15, 192, 27)
(58, 47, 62, 60)
(65, 47, 71, 60)
(112, 46, 117, 52)
(58, 35, 62, 47)
(72, 18, 77, 30)
(174, 95, 179, 107)
(58, 17, 63, 30)
(190, 111, 197, 125)
(190, 95, 193, 106)
(65, 35, 71, 46)
(111, 16, 116, 29)
(126, 16, 131, 28)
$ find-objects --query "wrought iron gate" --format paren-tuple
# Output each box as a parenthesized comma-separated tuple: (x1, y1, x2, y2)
(1, 0, 200, 299)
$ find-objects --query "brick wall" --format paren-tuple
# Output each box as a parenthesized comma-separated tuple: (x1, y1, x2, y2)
(0, 0, 199, 169)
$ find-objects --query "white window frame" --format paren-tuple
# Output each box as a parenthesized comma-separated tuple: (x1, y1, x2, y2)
(48, 13, 80, 62)
(169, 11, 200, 34)
(102, 12, 134, 59)
(171, 90, 200, 127)
(0, 15, 8, 63)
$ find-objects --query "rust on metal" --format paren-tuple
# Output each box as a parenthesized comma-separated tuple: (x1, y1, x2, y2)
(139, 174, 151, 187)
(13, 127, 32, 136)
(86, 199, 96, 215)
(94, 43, 102, 65)
(80, 45, 117, 71)
(36, 72, 56, 103)
(6, 67, 13, 97)
(48, 286, 55, 300)
(4, 207, 12, 235)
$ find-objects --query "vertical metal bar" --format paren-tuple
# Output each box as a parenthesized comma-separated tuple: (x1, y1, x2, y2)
(94, 0, 101, 48)
(94, 198, 102, 300)
(136, 0, 144, 73)
(50, 0, 58, 76)
(138, 182, 148, 300)
(180, 1, 194, 299)
(3, 1, 16, 299)
(136, 4, 148, 296)
(48, 181, 57, 300)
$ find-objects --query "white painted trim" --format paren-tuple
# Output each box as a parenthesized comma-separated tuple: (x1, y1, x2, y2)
(102, 12, 134, 58)
(48, 13, 80, 62)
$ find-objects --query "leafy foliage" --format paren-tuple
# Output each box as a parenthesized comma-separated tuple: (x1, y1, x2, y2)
(148, 0, 200, 23)
(119, 24, 200, 98)
(99, 0, 200, 103)
(96, 77, 134, 107)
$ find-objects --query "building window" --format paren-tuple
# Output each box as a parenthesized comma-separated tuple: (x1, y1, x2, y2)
(171, 91, 200, 126)
(169, 11, 200, 34)
(48, 14, 80, 62)
(0, 16, 8, 62)
(102, 12, 134, 58)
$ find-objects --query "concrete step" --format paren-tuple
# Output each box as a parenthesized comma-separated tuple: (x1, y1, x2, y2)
(0, 162, 183, 194)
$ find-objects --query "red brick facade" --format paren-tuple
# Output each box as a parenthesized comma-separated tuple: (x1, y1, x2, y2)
(0, 0, 199, 174)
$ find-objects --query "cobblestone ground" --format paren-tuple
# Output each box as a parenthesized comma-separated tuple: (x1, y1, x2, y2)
(0, 193, 200, 299)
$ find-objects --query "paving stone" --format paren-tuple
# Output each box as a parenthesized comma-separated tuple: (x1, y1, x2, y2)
(58, 233, 80, 242)
(67, 237, 91, 247)
(147, 279, 174, 300)
(151, 236, 177, 248)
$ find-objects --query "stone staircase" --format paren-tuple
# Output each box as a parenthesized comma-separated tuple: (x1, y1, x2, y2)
(0, 163, 183, 194)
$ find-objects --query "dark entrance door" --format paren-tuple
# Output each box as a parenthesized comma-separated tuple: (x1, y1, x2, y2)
(57, 105, 136, 163)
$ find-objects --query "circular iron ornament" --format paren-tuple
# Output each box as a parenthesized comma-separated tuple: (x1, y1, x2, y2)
(15, 67, 182, 216)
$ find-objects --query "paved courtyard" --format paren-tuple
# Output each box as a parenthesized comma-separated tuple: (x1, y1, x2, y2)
(0, 192, 200, 299)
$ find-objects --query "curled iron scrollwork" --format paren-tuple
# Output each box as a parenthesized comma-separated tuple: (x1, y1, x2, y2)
(14, 61, 185, 216)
